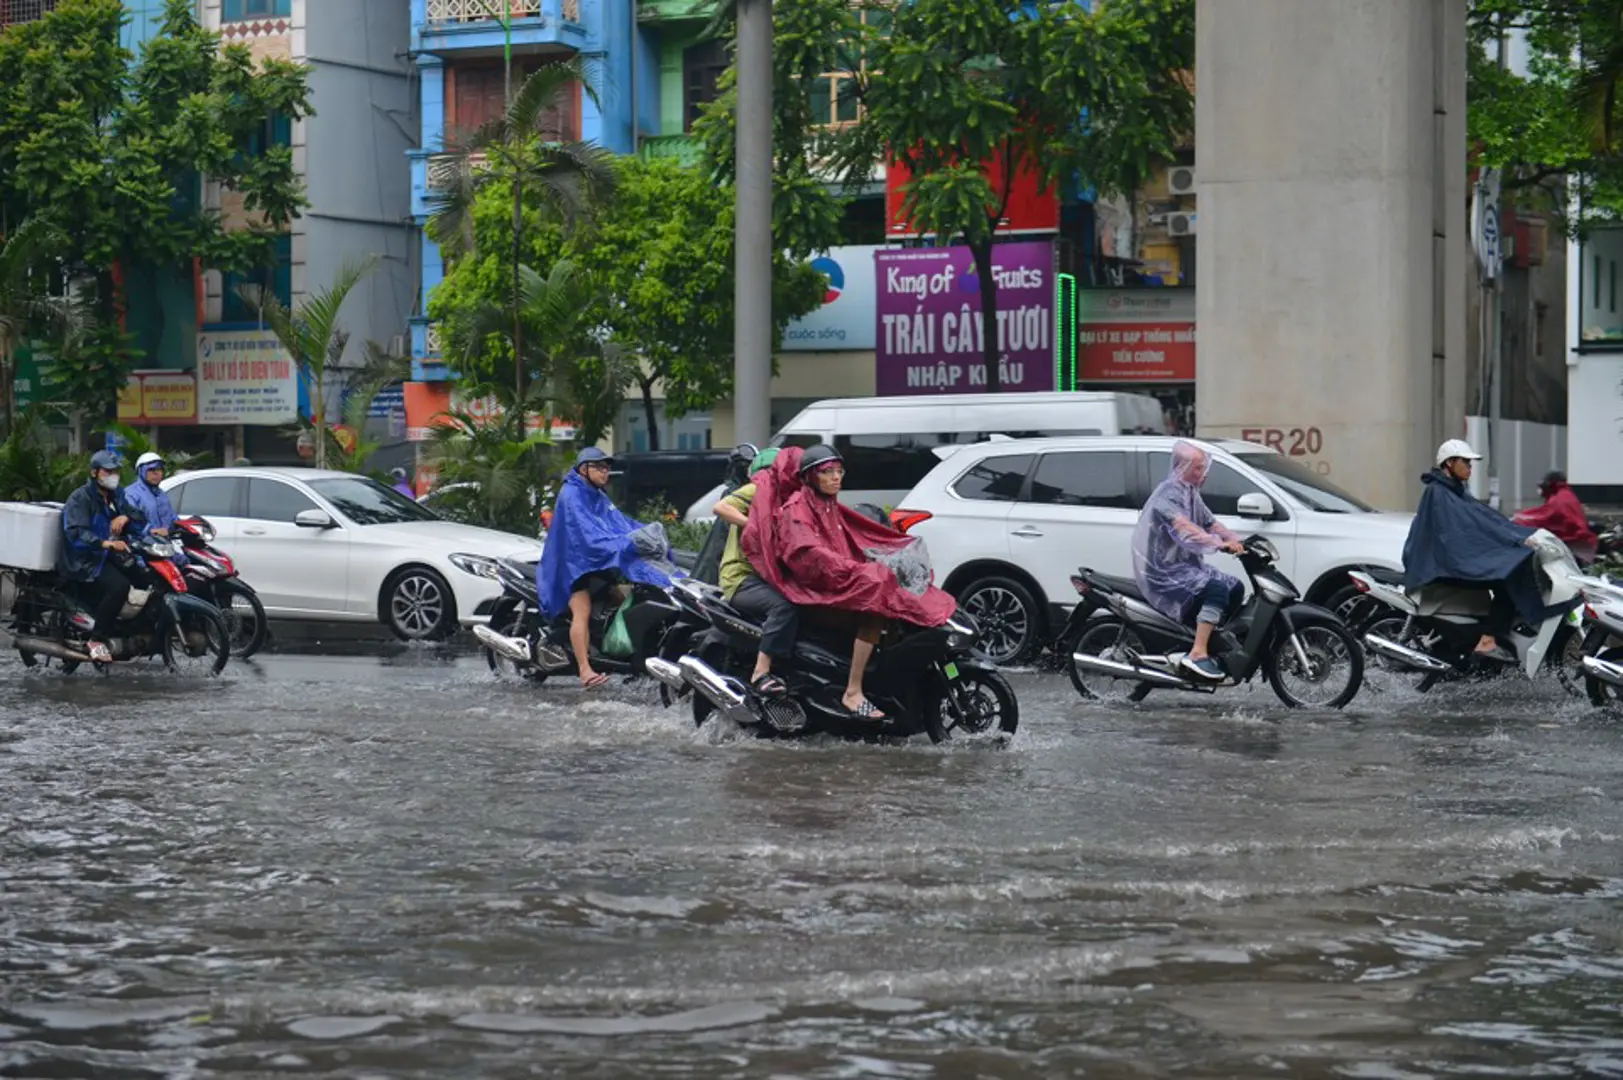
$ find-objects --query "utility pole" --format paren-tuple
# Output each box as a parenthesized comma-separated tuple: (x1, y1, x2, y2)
(732, 0, 773, 445)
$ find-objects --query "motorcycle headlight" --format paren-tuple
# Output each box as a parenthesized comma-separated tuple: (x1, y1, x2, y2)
(449, 553, 502, 580)
(945, 612, 980, 650)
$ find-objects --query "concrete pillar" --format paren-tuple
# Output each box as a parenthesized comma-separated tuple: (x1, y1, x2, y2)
(1195, 0, 1466, 511)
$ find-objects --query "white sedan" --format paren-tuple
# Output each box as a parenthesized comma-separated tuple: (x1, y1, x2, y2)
(161, 467, 542, 640)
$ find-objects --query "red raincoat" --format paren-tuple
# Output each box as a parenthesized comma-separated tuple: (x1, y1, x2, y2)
(1514, 480, 1597, 562)
(740, 447, 956, 627)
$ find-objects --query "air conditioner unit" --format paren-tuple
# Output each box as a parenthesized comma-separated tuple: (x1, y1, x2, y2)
(1167, 212, 1197, 237)
(1167, 166, 1197, 197)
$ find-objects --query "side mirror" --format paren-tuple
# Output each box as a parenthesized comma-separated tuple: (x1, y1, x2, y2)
(294, 509, 337, 530)
(1236, 492, 1275, 520)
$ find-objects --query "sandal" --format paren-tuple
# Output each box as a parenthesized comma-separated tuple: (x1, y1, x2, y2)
(581, 672, 611, 691)
(750, 673, 788, 698)
(843, 696, 886, 721)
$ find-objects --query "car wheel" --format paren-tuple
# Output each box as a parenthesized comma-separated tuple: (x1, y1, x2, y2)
(957, 575, 1042, 665)
(383, 566, 457, 641)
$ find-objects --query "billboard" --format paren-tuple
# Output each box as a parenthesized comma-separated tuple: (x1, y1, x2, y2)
(885, 149, 1059, 238)
(874, 240, 1055, 395)
(197, 329, 300, 424)
(117, 371, 198, 425)
(780, 245, 878, 351)
(1077, 289, 1196, 383)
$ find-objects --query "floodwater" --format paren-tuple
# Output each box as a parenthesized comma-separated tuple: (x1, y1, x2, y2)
(2, 645, 1621, 1078)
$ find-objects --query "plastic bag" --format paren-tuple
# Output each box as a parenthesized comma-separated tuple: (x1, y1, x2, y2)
(630, 522, 670, 559)
(865, 537, 934, 595)
(602, 596, 636, 658)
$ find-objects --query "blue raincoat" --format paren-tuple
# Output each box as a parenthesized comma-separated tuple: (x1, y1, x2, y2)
(1402, 468, 1546, 623)
(536, 470, 672, 618)
(126, 476, 178, 536)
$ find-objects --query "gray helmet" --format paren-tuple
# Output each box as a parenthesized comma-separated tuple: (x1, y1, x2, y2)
(89, 450, 122, 473)
(798, 443, 843, 476)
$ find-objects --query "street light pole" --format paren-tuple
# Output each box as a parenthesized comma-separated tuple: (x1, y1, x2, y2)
(732, 0, 773, 446)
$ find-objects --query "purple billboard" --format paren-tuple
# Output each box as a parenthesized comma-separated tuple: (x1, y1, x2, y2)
(875, 240, 1055, 395)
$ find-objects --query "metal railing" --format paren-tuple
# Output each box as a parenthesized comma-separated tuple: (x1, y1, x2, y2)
(639, 134, 701, 168)
(425, 151, 489, 192)
(425, 0, 542, 24)
(0, 0, 58, 30)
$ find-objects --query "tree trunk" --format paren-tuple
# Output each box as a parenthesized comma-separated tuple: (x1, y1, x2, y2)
(1, 343, 14, 435)
(970, 239, 1002, 393)
(639, 376, 661, 451)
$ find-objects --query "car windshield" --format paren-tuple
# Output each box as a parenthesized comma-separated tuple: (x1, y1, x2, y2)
(1236, 453, 1376, 513)
(308, 477, 442, 525)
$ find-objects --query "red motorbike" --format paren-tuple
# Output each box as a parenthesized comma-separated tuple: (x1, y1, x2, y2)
(173, 514, 269, 659)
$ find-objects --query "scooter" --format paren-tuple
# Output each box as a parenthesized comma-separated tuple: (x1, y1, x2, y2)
(171, 514, 269, 659)
(1562, 571, 1623, 707)
(1351, 530, 1583, 690)
(645, 579, 1018, 743)
(1069, 535, 1365, 709)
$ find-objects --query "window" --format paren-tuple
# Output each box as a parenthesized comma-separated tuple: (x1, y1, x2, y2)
(1581, 230, 1623, 345)
(951, 454, 1032, 502)
(243, 112, 292, 160)
(1025, 452, 1134, 509)
(172, 477, 243, 518)
(809, 6, 887, 129)
(221, 233, 292, 324)
(772, 433, 826, 450)
(834, 432, 959, 492)
(683, 40, 728, 132)
(246, 479, 318, 523)
(223, 0, 290, 20)
(307, 478, 439, 525)
(1144, 452, 1258, 518)
(1237, 453, 1368, 513)
(450, 61, 577, 140)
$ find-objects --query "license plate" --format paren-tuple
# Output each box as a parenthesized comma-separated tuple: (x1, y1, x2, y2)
(943, 662, 960, 680)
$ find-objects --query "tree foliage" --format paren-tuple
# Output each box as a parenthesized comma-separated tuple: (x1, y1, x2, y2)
(0, 218, 81, 430)
(696, 0, 1194, 390)
(429, 157, 825, 449)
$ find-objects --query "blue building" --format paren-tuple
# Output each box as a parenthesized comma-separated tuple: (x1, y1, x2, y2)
(407, 0, 659, 382)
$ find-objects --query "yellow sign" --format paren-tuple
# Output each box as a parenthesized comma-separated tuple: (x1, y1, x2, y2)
(117, 371, 198, 425)
(117, 379, 143, 421)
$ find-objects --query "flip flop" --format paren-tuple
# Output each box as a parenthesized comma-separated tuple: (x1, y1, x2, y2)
(843, 697, 886, 721)
(751, 673, 788, 698)
(581, 672, 611, 691)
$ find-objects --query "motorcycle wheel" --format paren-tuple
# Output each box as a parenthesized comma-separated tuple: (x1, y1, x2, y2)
(1360, 614, 1439, 695)
(17, 608, 80, 675)
(484, 598, 545, 682)
(1266, 622, 1364, 709)
(928, 667, 1019, 743)
(1066, 617, 1150, 705)
(162, 604, 230, 676)
(217, 580, 268, 660)
(1586, 646, 1623, 709)
(1552, 623, 1589, 698)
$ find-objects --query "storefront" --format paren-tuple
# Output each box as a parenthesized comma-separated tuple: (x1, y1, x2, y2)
(1075, 287, 1197, 435)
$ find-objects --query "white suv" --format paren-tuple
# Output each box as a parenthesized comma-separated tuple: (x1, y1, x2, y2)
(892, 436, 1414, 664)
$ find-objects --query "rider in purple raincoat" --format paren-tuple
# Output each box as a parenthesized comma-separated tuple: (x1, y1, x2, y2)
(1131, 441, 1245, 681)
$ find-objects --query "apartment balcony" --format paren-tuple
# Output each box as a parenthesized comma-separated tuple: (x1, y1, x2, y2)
(637, 0, 713, 25)
(410, 149, 493, 221)
(0, 0, 57, 30)
(639, 134, 702, 169)
(412, 0, 587, 57)
(410, 318, 450, 382)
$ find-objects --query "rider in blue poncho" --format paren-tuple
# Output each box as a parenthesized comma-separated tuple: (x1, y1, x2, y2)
(537, 447, 672, 688)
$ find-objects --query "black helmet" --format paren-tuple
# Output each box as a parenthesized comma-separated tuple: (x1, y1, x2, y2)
(89, 450, 122, 473)
(798, 443, 843, 476)
(729, 442, 760, 465)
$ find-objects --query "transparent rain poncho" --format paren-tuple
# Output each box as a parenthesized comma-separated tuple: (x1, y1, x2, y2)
(865, 536, 934, 595)
(1130, 441, 1243, 623)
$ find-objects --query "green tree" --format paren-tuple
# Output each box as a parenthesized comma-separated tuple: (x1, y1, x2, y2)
(430, 158, 825, 448)
(698, 0, 1194, 391)
(425, 382, 558, 535)
(239, 258, 376, 471)
(427, 60, 618, 402)
(0, 0, 311, 416)
(0, 218, 81, 431)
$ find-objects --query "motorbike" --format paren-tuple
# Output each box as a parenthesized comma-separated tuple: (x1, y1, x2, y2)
(1068, 535, 1365, 709)
(1555, 570, 1623, 708)
(171, 514, 268, 659)
(7, 534, 231, 675)
(472, 556, 698, 684)
(1350, 529, 1584, 692)
(643, 578, 1018, 743)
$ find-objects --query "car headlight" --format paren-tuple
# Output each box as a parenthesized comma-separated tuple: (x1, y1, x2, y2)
(448, 553, 502, 580)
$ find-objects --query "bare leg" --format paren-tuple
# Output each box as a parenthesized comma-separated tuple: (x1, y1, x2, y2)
(1189, 621, 1216, 660)
(568, 590, 599, 684)
(751, 653, 774, 681)
(841, 637, 883, 715)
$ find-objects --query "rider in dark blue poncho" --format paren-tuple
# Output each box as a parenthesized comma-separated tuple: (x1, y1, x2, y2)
(537, 447, 672, 688)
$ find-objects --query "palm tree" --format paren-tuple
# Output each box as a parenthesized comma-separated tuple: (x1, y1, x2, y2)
(239, 257, 377, 470)
(0, 218, 80, 434)
(426, 381, 560, 534)
(327, 340, 414, 476)
(426, 60, 618, 400)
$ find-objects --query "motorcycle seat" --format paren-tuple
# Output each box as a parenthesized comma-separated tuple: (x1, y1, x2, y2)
(1081, 569, 1145, 601)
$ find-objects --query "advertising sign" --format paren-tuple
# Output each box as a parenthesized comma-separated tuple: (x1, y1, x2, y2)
(886, 149, 1059, 238)
(781, 245, 878, 351)
(117, 371, 198, 425)
(874, 240, 1055, 395)
(402, 381, 576, 442)
(1076, 288, 1196, 383)
(197, 330, 299, 424)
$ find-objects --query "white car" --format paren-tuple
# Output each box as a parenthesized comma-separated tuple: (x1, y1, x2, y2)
(160, 467, 542, 640)
(892, 436, 1414, 664)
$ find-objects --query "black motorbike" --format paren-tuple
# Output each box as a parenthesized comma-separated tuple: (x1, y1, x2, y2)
(1066, 535, 1365, 709)
(644, 578, 1018, 743)
(8, 534, 231, 675)
(173, 514, 268, 659)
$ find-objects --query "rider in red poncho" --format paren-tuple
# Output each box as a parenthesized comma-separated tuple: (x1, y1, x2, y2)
(741, 445, 956, 719)
(1514, 471, 1598, 565)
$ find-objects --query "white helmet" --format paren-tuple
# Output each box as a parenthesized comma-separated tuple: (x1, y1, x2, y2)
(135, 451, 165, 474)
(1435, 439, 1482, 467)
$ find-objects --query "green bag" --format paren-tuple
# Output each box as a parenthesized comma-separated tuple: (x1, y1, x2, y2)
(602, 597, 636, 658)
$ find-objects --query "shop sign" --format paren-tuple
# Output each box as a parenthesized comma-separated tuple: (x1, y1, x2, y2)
(874, 240, 1055, 395)
(197, 329, 299, 425)
(886, 146, 1059, 237)
(118, 370, 198, 425)
(1076, 288, 1196, 382)
(402, 382, 575, 442)
(781, 246, 878, 351)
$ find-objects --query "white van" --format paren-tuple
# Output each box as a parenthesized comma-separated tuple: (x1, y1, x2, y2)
(683, 392, 1165, 522)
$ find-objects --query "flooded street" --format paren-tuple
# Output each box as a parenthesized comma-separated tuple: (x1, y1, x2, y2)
(2, 646, 1621, 1078)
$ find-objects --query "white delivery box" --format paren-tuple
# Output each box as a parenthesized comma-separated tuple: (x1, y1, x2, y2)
(0, 502, 62, 571)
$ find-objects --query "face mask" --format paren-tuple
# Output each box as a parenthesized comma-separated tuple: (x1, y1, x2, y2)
(97, 472, 120, 491)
